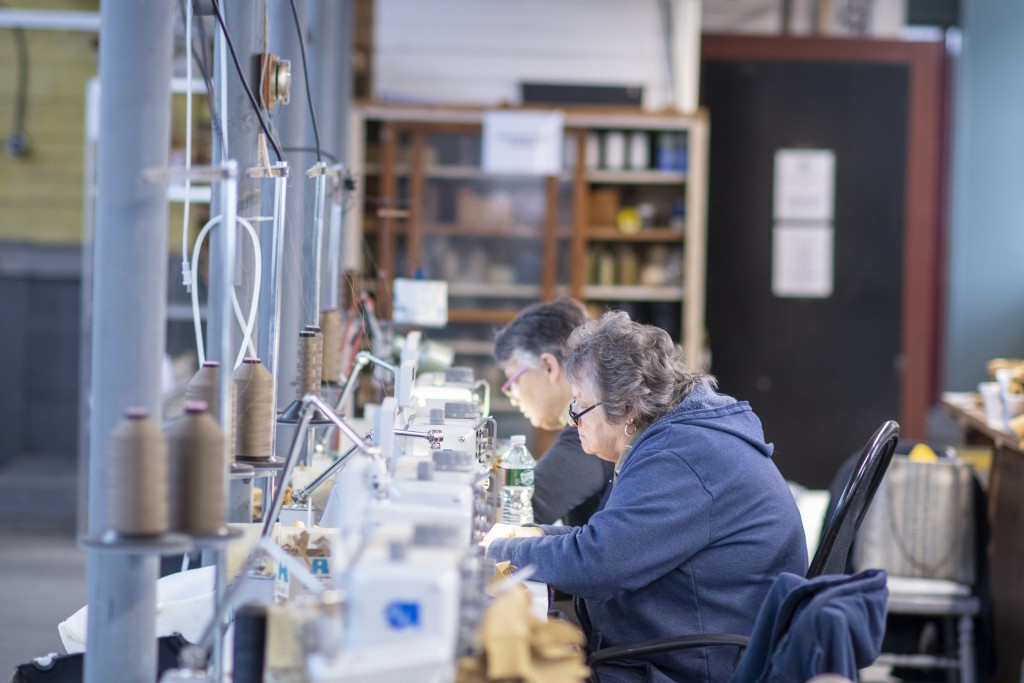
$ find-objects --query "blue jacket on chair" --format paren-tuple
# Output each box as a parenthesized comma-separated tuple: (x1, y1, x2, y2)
(729, 569, 889, 683)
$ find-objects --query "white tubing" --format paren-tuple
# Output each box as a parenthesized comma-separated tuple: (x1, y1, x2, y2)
(190, 215, 262, 369)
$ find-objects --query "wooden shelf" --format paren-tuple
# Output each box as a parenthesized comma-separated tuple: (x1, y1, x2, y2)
(423, 222, 542, 238)
(365, 162, 571, 182)
(446, 339, 496, 356)
(365, 222, 572, 240)
(586, 227, 685, 242)
(352, 104, 708, 370)
(447, 308, 519, 324)
(588, 169, 687, 185)
(582, 284, 685, 302)
(447, 282, 542, 299)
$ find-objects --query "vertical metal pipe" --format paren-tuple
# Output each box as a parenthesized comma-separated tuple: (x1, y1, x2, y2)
(210, 0, 264, 374)
(308, 165, 328, 323)
(212, 163, 238, 682)
(310, 0, 352, 310)
(334, 0, 355, 307)
(84, 3, 172, 683)
(269, 0, 310, 423)
(307, 0, 340, 159)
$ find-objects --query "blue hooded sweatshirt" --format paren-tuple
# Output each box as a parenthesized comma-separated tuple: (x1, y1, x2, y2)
(488, 383, 808, 683)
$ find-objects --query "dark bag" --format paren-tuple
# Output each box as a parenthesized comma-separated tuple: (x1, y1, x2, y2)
(10, 633, 190, 683)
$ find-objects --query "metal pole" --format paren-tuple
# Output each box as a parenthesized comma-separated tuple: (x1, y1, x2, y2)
(308, 0, 345, 309)
(209, 0, 264, 375)
(84, 3, 172, 683)
(308, 163, 328, 323)
(270, 0, 311, 453)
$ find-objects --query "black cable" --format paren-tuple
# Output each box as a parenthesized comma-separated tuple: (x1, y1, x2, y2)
(208, 0, 285, 163)
(288, 0, 322, 163)
(1, 0, 30, 157)
(178, 0, 227, 161)
(283, 146, 336, 163)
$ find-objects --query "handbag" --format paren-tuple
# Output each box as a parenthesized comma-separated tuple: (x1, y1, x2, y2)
(854, 455, 976, 585)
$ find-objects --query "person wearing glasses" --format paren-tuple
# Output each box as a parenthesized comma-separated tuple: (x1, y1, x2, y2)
(493, 297, 615, 526)
(483, 311, 806, 683)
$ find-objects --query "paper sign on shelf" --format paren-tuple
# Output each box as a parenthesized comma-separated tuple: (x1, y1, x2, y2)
(392, 278, 448, 328)
(482, 110, 564, 175)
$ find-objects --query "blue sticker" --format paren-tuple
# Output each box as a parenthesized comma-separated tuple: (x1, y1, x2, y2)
(384, 601, 420, 629)
(311, 558, 330, 575)
(277, 564, 288, 582)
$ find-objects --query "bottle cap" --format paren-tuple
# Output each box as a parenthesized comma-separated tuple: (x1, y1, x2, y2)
(510, 435, 526, 445)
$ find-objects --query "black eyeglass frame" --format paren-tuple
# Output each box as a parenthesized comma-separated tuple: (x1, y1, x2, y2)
(568, 399, 602, 427)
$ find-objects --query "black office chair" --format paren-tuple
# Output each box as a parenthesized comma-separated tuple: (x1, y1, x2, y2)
(587, 420, 900, 682)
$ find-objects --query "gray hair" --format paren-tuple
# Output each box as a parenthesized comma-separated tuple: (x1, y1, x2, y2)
(563, 310, 714, 429)
(493, 297, 589, 368)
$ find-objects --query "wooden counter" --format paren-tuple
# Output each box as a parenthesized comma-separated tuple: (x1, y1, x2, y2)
(941, 392, 1024, 683)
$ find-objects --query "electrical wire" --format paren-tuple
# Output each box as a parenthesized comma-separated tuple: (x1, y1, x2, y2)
(208, 0, 284, 162)
(1, 0, 30, 157)
(288, 0, 322, 162)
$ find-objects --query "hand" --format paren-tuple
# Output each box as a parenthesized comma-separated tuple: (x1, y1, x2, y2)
(480, 523, 544, 549)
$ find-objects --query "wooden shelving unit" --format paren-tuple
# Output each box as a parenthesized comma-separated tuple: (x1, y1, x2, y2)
(349, 103, 708, 370)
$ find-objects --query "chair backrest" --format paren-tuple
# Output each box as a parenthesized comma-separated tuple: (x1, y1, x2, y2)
(808, 420, 900, 577)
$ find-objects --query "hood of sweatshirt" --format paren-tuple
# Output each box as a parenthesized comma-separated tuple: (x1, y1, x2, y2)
(632, 380, 774, 459)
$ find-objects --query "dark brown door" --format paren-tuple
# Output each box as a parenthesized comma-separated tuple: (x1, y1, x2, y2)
(700, 36, 946, 488)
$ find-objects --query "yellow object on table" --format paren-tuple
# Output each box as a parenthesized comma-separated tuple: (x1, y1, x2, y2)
(456, 571, 590, 683)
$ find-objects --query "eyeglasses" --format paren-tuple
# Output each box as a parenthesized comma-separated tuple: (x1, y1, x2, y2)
(568, 399, 602, 427)
(500, 366, 530, 398)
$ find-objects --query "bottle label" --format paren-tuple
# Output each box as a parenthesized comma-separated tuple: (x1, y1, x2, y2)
(504, 467, 534, 488)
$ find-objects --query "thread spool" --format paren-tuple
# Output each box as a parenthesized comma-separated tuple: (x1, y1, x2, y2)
(108, 407, 168, 536)
(166, 400, 225, 535)
(234, 357, 275, 459)
(296, 331, 319, 399)
(305, 324, 324, 389)
(186, 361, 222, 422)
(319, 308, 342, 384)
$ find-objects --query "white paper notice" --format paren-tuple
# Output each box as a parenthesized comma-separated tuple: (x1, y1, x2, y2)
(774, 149, 836, 222)
(392, 278, 448, 327)
(482, 110, 564, 175)
(772, 224, 834, 298)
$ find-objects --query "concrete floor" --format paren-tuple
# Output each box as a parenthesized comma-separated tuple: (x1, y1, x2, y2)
(0, 531, 87, 678)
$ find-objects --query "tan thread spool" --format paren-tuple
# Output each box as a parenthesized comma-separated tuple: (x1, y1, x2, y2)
(234, 357, 275, 459)
(108, 407, 168, 536)
(166, 400, 226, 535)
(186, 361, 223, 422)
(296, 330, 319, 399)
(319, 308, 342, 384)
(305, 324, 324, 389)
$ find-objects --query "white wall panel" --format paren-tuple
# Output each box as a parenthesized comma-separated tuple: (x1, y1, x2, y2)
(374, 0, 695, 111)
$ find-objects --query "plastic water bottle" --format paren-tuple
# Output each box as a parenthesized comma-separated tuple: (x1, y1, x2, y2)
(500, 435, 535, 525)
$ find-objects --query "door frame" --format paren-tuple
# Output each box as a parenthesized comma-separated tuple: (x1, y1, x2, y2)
(701, 35, 949, 438)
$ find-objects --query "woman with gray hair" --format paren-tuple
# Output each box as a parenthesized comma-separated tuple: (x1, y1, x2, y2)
(493, 297, 614, 525)
(483, 311, 807, 683)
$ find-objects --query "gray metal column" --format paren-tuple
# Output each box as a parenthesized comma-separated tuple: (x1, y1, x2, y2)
(334, 0, 354, 164)
(309, 0, 355, 307)
(84, 3, 173, 683)
(269, 0, 310, 412)
(209, 0, 265, 371)
(307, 0, 340, 159)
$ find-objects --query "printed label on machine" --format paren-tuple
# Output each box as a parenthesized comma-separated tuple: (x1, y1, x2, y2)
(384, 601, 421, 629)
